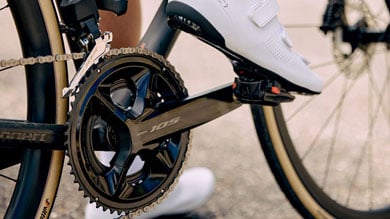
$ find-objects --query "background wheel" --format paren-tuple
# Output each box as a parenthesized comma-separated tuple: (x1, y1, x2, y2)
(0, 0, 67, 218)
(252, 1, 390, 218)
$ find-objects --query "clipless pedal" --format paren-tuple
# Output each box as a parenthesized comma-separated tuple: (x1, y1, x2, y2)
(232, 77, 295, 106)
(231, 60, 295, 106)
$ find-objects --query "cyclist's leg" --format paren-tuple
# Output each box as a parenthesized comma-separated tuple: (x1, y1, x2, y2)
(99, 0, 141, 48)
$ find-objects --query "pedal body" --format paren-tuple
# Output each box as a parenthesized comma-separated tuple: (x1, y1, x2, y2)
(233, 77, 295, 106)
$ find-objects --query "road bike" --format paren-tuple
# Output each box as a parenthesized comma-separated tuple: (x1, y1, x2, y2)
(0, 0, 389, 218)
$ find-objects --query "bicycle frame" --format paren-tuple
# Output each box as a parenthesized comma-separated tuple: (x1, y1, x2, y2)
(0, 0, 242, 151)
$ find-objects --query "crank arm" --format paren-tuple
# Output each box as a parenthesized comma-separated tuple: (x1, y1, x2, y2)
(63, 32, 113, 97)
(0, 119, 66, 150)
(135, 83, 242, 144)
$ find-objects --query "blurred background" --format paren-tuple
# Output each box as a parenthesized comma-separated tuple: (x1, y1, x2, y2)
(1, 0, 389, 218)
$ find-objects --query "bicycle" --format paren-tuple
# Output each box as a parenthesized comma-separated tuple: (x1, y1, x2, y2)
(0, 0, 389, 218)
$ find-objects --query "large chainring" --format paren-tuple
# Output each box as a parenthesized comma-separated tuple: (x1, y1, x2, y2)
(66, 48, 190, 216)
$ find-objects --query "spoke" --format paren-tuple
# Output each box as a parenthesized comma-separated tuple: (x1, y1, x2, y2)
(279, 0, 390, 212)
(0, 4, 8, 10)
(345, 135, 371, 207)
(302, 77, 358, 160)
(287, 72, 342, 122)
(363, 64, 390, 208)
(386, 53, 390, 127)
(373, 6, 389, 25)
(368, 60, 390, 127)
(372, 48, 389, 57)
(285, 24, 320, 29)
(368, 73, 375, 210)
(0, 173, 17, 182)
(321, 79, 351, 188)
(345, 102, 378, 208)
(0, 66, 13, 72)
(310, 60, 339, 70)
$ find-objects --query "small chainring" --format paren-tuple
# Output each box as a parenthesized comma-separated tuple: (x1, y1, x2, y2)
(66, 48, 190, 216)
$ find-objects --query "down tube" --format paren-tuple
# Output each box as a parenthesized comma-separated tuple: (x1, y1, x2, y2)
(139, 0, 180, 57)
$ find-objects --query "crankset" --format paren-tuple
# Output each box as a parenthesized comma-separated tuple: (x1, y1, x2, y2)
(65, 45, 296, 216)
(66, 48, 191, 216)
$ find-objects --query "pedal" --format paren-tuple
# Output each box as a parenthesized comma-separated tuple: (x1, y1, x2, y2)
(232, 77, 295, 106)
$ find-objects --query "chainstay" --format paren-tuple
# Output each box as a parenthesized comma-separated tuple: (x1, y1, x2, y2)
(0, 47, 146, 70)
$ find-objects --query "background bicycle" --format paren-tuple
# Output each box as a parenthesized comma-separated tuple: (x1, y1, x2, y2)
(0, 0, 389, 218)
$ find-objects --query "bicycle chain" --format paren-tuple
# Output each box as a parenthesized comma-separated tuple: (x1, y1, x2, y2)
(0, 47, 143, 70)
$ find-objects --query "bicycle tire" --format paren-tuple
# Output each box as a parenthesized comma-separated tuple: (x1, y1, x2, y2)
(251, 1, 390, 218)
(2, 0, 67, 218)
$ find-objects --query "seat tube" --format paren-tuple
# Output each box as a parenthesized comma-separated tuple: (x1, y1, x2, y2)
(139, 0, 180, 57)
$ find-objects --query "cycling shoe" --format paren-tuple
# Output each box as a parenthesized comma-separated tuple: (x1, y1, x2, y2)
(166, 0, 323, 94)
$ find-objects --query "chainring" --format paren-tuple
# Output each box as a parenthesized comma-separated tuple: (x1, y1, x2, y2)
(66, 48, 191, 216)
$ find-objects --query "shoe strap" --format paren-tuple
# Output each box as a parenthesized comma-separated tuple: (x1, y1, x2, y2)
(249, 0, 279, 27)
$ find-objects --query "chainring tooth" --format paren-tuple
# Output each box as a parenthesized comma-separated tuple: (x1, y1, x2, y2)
(66, 48, 191, 215)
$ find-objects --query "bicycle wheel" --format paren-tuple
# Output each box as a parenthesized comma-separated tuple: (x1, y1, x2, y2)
(252, 1, 390, 218)
(0, 0, 67, 217)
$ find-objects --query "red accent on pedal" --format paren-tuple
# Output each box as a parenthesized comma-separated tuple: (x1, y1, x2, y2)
(232, 82, 237, 89)
(271, 86, 281, 94)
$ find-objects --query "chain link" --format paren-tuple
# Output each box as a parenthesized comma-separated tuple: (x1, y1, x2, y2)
(0, 48, 140, 70)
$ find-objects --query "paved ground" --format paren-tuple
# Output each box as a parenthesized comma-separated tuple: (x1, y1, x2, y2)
(1, 1, 388, 219)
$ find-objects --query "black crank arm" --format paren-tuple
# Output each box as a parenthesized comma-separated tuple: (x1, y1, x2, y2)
(0, 120, 66, 150)
(136, 83, 242, 144)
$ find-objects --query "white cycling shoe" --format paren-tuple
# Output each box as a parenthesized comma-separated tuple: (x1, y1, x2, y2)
(166, 0, 323, 94)
(84, 167, 215, 219)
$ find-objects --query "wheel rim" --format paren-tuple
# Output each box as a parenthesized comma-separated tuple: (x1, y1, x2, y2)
(0, 0, 66, 217)
(278, 0, 390, 214)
